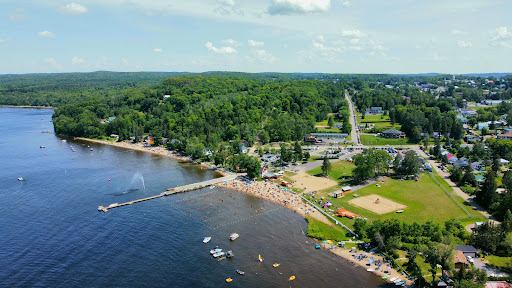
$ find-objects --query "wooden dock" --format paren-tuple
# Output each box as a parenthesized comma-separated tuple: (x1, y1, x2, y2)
(98, 173, 243, 213)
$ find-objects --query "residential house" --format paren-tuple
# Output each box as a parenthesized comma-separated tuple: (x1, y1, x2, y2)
(456, 244, 479, 258)
(498, 131, 512, 140)
(110, 134, 119, 139)
(481, 99, 510, 105)
(500, 158, 510, 166)
(454, 157, 469, 168)
(365, 107, 383, 114)
(333, 123, 343, 128)
(454, 250, 470, 270)
(475, 174, 485, 183)
(478, 122, 490, 130)
(471, 161, 483, 171)
(457, 115, 469, 123)
(380, 129, 406, 139)
(341, 186, 352, 194)
(457, 108, 478, 117)
(465, 135, 480, 143)
(447, 154, 458, 164)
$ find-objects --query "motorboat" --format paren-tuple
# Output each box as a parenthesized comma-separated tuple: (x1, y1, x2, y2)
(40, 145, 46, 148)
(229, 233, 239, 241)
(213, 251, 225, 258)
(226, 278, 232, 283)
(226, 250, 234, 258)
(203, 237, 211, 243)
(210, 247, 222, 254)
(18, 177, 24, 181)
(236, 270, 245, 275)
(273, 263, 280, 268)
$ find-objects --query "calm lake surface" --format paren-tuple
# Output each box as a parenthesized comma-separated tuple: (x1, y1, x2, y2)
(0, 108, 388, 287)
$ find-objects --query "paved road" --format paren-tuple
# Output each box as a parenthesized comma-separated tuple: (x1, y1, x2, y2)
(473, 258, 509, 277)
(345, 92, 360, 144)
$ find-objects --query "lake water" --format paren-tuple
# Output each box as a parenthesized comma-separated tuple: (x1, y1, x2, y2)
(0, 108, 388, 287)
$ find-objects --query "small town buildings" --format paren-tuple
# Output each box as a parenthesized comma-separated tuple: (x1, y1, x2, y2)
(465, 135, 480, 143)
(498, 131, 512, 140)
(454, 157, 469, 167)
(500, 158, 510, 166)
(457, 108, 478, 117)
(472, 161, 484, 171)
(330, 191, 344, 198)
(341, 186, 352, 194)
(110, 134, 119, 139)
(454, 250, 470, 270)
(485, 281, 512, 288)
(365, 107, 383, 114)
(478, 122, 490, 130)
(457, 115, 469, 123)
(333, 123, 343, 128)
(380, 129, 406, 139)
(456, 244, 479, 258)
(304, 134, 317, 143)
(481, 99, 510, 105)
(310, 133, 349, 138)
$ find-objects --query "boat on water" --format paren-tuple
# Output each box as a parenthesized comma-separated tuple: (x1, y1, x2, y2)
(236, 270, 245, 275)
(203, 237, 211, 243)
(315, 245, 321, 249)
(289, 276, 296, 281)
(226, 250, 234, 258)
(210, 247, 222, 254)
(213, 251, 225, 258)
(108, 203, 118, 207)
(273, 263, 280, 268)
(229, 233, 239, 241)
(367, 268, 374, 272)
(62, 139, 66, 142)
(18, 177, 24, 181)
(258, 254, 263, 262)
(40, 145, 45, 148)
(226, 278, 232, 283)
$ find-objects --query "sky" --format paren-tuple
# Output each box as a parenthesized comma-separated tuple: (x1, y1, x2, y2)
(1, 0, 511, 74)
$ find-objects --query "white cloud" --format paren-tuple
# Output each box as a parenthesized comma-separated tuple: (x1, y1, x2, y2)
(313, 40, 342, 52)
(58, 3, 89, 15)
(71, 56, 85, 65)
(451, 29, 465, 35)
(222, 39, 241, 46)
(341, 30, 365, 38)
(457, 40, 472, 48)
(248, 39, 264, 47)
(489, 26, 512, 48)
(217, 0, 235, 6)
(0, 38, 11, 44)
(205, 41, 237, 54)
(268, 0, 331, 15)
(38, 31, 56, 39)
(153, 48, 163, 53)
(45, 57, 63, 69)
(254, 50, 276, 63)
(339, 0, 351, 7)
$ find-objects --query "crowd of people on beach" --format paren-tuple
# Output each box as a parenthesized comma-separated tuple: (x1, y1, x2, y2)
(215, 179, 330, 224)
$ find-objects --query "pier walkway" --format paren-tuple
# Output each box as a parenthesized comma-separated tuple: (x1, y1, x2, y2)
(98, 173, 243, 213)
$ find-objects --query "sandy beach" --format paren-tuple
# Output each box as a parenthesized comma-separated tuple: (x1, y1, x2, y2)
(76, 138, 229, 176)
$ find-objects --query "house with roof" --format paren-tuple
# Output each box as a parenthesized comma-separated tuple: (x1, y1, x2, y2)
(380, 129, 406, 139)
(365, 107, 383, 114)
(478, 122, 491, 130)
(498, 131, 512, 140)
(454, 250, 470, 270)
(457, 115, 469, 123)
(471, 161, 483, 171)
(457, 108, 478, 117)
(456, 244, 479, 258)
(500, 158, 510, 166)
(465, 135, 480, 143)
(454, 157, 469, 168)
(485, 281, 512, 288)
(475, 174, 485, 183)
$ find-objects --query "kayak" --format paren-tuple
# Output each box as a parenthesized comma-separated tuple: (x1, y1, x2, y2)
(273, 263, 280, 268)
(226, 278, 233, 283)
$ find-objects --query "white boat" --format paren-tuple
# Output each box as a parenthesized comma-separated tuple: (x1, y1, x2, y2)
(229, 233, 239, 241)
(40, 145, 46, 148)
(18, 177, 24, 181)
(210, 247, 222, 254)
(394, 279, 402, 284)
(62, 140, 66, 142)
(389, 277, 398, 282)
(213, 251, 225, 258)
(203, 237, 211, 243)
(226, 250, 234, 258)
(367, 268, 374, 271)
(108, 203, 118, 207)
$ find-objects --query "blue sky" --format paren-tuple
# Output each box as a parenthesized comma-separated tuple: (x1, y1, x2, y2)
(1, 0, 511, 74)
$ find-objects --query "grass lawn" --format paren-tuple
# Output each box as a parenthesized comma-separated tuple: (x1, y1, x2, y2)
(305, 217, 351, 241)
(486, 255, 512, 267)
(357, 115, 401, 130)
(306, 160, 355, 183)
(318, 127, 343, 133)
(313, 173, 472, 224)
(360, 135, 414, 146)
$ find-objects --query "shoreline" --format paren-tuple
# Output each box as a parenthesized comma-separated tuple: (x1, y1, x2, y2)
(216, 178, 411, 286)
(75, 137, 229, 177)
(0, 105, 54, 109)
(77, 137, 409, 285)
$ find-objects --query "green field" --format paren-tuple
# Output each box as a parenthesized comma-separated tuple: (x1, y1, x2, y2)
(313, 174, 473, 224)
(486, 255, 512, 268)
(318, 127, 342, 133)
(307, 160, 355, 184)
(360, 135, 413, 145)
(306, 217, 351, 241)
(357, 115, 401, 130)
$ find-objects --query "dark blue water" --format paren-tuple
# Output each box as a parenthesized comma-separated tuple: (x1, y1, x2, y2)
(0, 108, 386, 287)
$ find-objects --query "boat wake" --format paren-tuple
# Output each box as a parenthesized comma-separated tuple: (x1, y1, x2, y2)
(111, 188, 141, 196)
